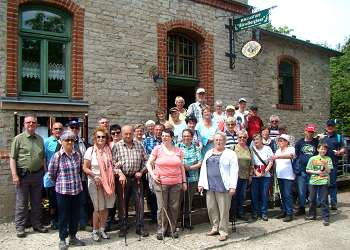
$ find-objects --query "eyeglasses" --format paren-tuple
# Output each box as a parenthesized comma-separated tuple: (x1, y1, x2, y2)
(271, 120, 279, 123)
(25, 121, 36, 124)
(238, 136, 247, 139)
(53, 127, 63, 131)
(69, 126, 79, 130)
(96, 135, 106, 139)
(63, 139, 75, 142)
(111, 131, 121, 135)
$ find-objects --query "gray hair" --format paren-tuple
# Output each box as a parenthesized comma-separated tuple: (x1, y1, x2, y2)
(215, 100, 223, 106)
(269, 114, 280, 122)
(237, 130, 248, 138)
(214, 131, 227, 142)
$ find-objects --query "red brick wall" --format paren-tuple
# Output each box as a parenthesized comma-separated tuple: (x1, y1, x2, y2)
(276, 55, 302, 111)
(6, 0, 85, 100)
(157, 20, 214, 110)
(191, 0, 251, 15)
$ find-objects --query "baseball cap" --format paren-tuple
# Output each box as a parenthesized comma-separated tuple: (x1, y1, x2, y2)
(67, 119, 80, 127)
(326, 119, 336, 126)
(225, 105, 235, 111)
(169, 107, 179, 113)
(196, 88, 206, 94)
(278, 134, 290, 143)
(239, 97, 247, 103)
(305, 123, 316, 132)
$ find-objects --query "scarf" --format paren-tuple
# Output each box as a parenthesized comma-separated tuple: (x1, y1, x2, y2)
(94, 145, 115, 196)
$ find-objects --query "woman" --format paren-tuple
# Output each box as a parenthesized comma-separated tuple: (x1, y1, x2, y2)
(250, 133, 274, 221)
(48, 130, 85, 250)
(230, 130, 252, 221)
(224, 117, 238, 150)
(169, 96, 187, 123)
(258, 126, 277, 153)
(178, 129, 202, 229)
(272, 134, 295, 222)
(198, 132, 238, 241)
(212, 100, 225, 127)
(185, 115, 202, 150)
(109, 124, 122, 149)
(155, 108, 168, 125)
(146, 128, 187, 240)
(83, 127, 115, 242)
(196, 105, 218, 158)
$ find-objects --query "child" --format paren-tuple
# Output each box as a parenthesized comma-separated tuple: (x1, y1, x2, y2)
(305, 143, 333, 226)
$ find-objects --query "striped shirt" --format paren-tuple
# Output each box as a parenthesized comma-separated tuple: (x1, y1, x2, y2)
(225, 130, 238, 150)
(269, 127, 280, 141)
(112, 139, 148, 176)
(48, 148, 82, 195)
(178, 143, 202, 183)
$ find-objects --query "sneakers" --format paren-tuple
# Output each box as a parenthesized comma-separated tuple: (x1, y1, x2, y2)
(33, 226, 48, 233)
(207, 230, 219, 236)
(16, 230, 26, 238)
(261, 214, 268, 221)
(283, 215, 293, 222)
(323, 220, 330, 226)
(59, 240, 68, 250)
(305, 215, 316, 220)
(330, 205, 338, 211)
(92, 231, 100, 242)
(156, 233, 164, 240)
(276, 213, 286, 219)
(100, 230, 110, 239)
(69, 237, 86, 246)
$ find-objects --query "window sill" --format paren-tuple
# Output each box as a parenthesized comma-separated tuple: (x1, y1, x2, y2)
(0, 97, 89, 112)
(276, 103, 302, 111)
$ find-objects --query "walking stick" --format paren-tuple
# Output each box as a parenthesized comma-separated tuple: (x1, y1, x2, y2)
(121, 183, 128, 246)
(187, 179, 192, 230)
(137, 178, 142, 242)
(182, 187, 185, 231)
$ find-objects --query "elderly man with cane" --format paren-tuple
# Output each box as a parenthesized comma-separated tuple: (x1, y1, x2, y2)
(112, 125, 149, 239)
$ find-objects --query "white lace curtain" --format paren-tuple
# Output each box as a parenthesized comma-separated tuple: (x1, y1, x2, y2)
(22, 61, 65, 80)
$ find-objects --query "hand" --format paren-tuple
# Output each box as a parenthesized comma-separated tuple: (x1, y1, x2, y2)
(152, 173, 161, 184)
(255, 171, 262, 177)
(334, 150, 341, 156)
(229, 188, 236, 197)
(198, 186, 204, 193)
(12, 174, 20, 186)
(182, 183, 187, 191)
(94, 176, 102, 187)
(184, 165, 191, 171)
(135, 171, 143, 179)
(119, 174, 127, 186)
(271, 155, 277, 161)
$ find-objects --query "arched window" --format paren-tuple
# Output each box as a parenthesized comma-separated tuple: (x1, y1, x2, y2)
(278, 60, 295, 105)
(167, 34, 197, 78)
(19, 6, 71, 97)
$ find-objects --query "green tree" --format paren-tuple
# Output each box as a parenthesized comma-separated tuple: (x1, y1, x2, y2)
(330, 37, 350, 135)
(262, 21, 294, 35)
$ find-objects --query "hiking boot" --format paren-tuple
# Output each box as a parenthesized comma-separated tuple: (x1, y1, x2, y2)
(156, 233, 164, 240)
(69, 237, 85, 246)
(331, 205, 338, 211)
(33, 226, 48, 233)
(283, 215, 293, 222)
(261, 214, 268, 221)
(276, 213, 286, 219)
(295, 208, 306, 216)
(16, 230, 26, 238)
(59, 240, 67, 250)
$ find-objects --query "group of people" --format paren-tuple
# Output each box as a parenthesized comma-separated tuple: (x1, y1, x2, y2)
(9, 88, 345, 249)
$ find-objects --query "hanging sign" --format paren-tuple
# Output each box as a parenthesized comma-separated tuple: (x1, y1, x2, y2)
(234, 9, 269, 32)
(241, 40, 262, 58)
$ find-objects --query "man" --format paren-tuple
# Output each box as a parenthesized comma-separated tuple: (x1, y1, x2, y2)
(213, 100, 225, 127)
(44, 122, 63, 229)
(169, 96, 187, 123)
(169, 107, 187, 143)
(68, 119, 90, 231)
(112, 125, 149, 237)
(187, 88, 206, 122)
(10, 115, 48, 237)
(218, 105, 235, 131)
(143, 123, 164, 223)
(246, 105, 263, 145)
(234, 98, 249, 130)
(294, 124, 319, 216)
(144, 120, 155, 138)
(322, 119, 345, 210)
(269, 115, 281, 141)
(134, 124, 145, 142)
(98, 117, 110, 131)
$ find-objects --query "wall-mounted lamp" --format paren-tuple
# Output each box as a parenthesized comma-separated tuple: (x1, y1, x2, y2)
(149, 65, 164, 88)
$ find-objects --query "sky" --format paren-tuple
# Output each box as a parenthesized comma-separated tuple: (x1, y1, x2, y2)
(248, 0, 350, 50)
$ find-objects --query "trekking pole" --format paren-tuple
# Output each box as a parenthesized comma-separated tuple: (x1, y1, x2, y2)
(182, 187, 185, 231)
(121, 183, 128, 246)
(159, 180, 175, 241)
(187, 178, 192, 230)
(137, 178, 142, 242)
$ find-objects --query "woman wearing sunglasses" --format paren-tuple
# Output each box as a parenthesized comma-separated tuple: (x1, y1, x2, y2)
(83, 127, 115, 242)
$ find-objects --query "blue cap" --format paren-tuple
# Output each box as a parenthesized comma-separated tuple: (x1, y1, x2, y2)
(326, 119, 336, 126)
(67, 119, 80, 127)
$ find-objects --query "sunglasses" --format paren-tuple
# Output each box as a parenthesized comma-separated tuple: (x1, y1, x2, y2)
(63, 139, 75, 142)
(227, 123, 235, 126)
(54, 127, 63, 131)
(111, 131, 121, 135)
(238, 136, 247, 139)
(69, 126, 79, 129)
(271, 120, 279, 123)
(96, 135, 106, 139)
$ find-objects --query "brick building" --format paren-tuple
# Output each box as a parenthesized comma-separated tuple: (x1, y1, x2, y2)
(0, 0, 340, 221)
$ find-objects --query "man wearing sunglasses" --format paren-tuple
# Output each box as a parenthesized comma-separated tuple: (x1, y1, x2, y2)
(44, 122, 63, 229)
(269, 114, 281, 141)
(10, 115, 47, 238)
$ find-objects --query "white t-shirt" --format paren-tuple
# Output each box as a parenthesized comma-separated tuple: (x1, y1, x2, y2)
(84, 147, 100, 175)
(251, 145, 273, 177)
(173, 121, 187, 143)
(234, 110, 248, 129)
(275, 146, 295, 180)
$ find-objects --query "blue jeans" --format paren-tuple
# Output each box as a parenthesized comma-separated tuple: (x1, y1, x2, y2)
(277, 178, 294, 216)
(251, 177, 271, 216)
(57, 192, 81, 240)
(296, 172, 309, 208)
(328, 167, 337, 206)
(230, 178, 248, 217)
(309, 185, 329, 220)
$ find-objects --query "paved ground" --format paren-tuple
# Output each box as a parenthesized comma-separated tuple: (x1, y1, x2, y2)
(1, 191, 349, 250)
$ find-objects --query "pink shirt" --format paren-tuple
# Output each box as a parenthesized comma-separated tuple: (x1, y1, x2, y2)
(152, 145, 184, 185)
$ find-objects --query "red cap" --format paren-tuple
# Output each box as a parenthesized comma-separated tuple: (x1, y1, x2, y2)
(305, 123, 316, 132)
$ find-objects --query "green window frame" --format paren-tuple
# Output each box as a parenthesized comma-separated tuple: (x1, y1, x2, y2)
(18, 5, 71, 98)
